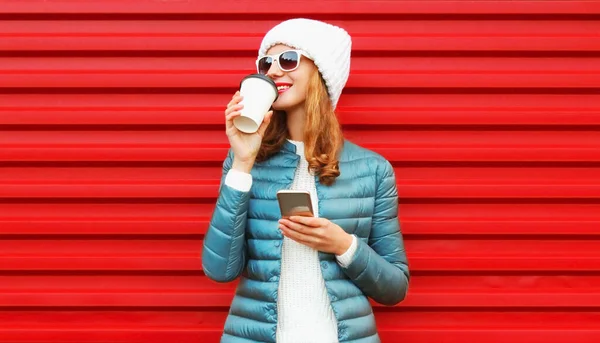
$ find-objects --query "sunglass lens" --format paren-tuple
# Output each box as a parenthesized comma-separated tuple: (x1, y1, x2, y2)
(279, 51, 300, 71)
(257, 57, 272, 74)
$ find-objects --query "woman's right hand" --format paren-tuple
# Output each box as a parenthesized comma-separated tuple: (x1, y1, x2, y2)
(225, 91, 273, 172)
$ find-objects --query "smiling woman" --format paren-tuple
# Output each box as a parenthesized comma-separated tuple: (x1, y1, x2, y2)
(261, 47, 315, 108)
(202, 18, 410, 343)
(258, 48, 344, 186)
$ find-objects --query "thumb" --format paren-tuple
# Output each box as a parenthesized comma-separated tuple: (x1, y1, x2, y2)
(257, 111, 273, 137)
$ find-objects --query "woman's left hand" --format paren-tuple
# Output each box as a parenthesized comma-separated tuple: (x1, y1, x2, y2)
(278, 216, 354, 255)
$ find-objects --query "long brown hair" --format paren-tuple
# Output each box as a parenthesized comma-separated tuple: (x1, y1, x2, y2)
(256, 69, 344, 186)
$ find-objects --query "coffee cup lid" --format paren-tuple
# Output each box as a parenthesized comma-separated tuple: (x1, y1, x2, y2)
(240, 74, 279, 101)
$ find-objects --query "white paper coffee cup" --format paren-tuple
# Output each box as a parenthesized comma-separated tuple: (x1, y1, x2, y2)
(233, 74, 278, 133)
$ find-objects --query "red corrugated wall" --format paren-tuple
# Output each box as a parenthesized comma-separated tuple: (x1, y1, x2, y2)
(1, 1, 600, 342)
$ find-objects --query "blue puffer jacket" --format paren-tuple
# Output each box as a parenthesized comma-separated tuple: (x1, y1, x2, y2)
(202, 139, 410, 343)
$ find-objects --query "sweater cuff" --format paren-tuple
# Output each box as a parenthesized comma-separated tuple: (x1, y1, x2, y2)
(336, 234, 358, 268)
(224, 169, 253, 192)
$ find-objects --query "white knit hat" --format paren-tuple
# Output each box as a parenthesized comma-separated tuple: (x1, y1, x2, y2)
(258, 18, 352, 109)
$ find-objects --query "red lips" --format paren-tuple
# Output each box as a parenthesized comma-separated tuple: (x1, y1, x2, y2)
(276, 82, 293, 94)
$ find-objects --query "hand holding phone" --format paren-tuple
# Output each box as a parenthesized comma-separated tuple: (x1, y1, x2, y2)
(276, 190, 314, 218)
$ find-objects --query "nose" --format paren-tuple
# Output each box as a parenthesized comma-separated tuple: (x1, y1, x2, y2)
(266, 60, 284, 79)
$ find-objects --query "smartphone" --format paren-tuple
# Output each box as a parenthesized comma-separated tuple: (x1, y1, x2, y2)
(276, 190, 314, 218)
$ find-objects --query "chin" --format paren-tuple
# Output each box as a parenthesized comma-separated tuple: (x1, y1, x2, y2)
(272, 95, 303, 111)
(272, 102, 291, 111)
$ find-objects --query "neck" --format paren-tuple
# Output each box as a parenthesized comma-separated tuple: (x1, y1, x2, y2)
(285, 104, 305, 142)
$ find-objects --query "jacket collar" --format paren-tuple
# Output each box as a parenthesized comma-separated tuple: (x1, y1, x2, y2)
(282, 139, 297, 154)
(281, 138, 349, 156)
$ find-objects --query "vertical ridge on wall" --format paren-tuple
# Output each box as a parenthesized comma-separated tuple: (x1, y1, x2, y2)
(1, 1, 600, 342)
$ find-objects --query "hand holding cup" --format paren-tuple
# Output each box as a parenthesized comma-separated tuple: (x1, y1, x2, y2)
(225, 92, 273, 173)
(224, 74, 279, 173)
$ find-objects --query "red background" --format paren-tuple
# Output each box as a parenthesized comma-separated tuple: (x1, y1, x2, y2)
(1, 1, 600, 342)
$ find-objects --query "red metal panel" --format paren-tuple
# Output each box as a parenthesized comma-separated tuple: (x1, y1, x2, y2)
(1, 0, 599, 342)
(3, 56, 600, 88)
(0, 0, 599, 14)
(2, 20, 599, 52)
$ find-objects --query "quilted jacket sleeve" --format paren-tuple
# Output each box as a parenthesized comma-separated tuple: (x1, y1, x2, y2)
(340, 159, 410, 305)
(201, 149, 250, 283)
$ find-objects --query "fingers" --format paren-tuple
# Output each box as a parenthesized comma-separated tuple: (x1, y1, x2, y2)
(279, 222, 319, 246)
(279, 218, 310, 233)
(288, 216, 323, 228)
(226, 91, 242, 107)
(225, 92, 244, 129)
(225, 92, 273, 137)
(225, 110, 242, 122)
(225, 91, 243, 116)
(225, 103, 243, 117)
(279, 218, 324, 242)
(257, 110, 273, 137)
(224, 109, 242, 131)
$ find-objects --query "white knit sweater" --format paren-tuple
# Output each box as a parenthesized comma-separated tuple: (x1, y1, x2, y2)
(224, 139, 358, 343)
